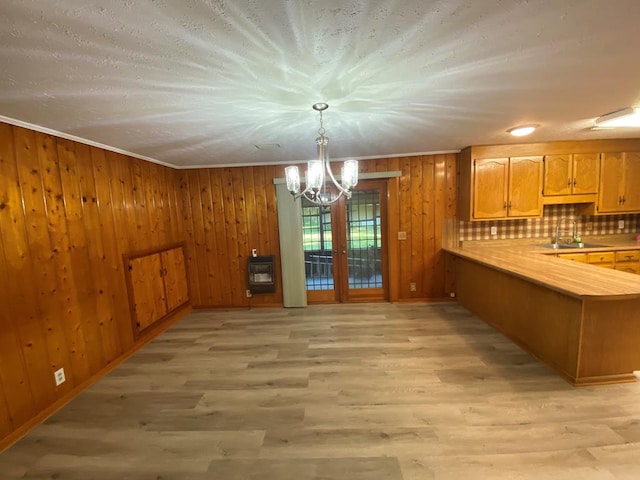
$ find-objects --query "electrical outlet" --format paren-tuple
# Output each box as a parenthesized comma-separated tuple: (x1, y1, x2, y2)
(490, 226, 498, 236)
(449, 292, 456, 298)
(246, 289, 252, 298)
(398, 231, 407, 240)
(54, 367, 65, 386)
(409, 282, 417, 292)
(251, 248, 257, 257)
(586, 221, 593, 231)
(618, 220, 625, 230)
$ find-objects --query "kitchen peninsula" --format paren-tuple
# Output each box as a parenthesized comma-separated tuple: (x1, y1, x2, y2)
(445, 237, 640, 386)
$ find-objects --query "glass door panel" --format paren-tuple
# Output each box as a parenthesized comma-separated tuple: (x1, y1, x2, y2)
(302, 180, 387, 303)
(302, 199, 336, 303)
(342, 184, 386, 302)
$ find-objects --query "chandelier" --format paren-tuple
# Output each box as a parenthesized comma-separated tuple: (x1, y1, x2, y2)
(284, 103, 358, 206)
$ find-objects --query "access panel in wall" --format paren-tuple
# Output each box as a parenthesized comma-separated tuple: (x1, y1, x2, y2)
(124, 244, 189, 337)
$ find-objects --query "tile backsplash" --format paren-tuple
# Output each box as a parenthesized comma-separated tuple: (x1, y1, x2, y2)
(459, 205, 639, 242)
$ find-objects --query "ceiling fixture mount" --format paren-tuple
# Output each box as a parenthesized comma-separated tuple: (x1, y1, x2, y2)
(595, 106, 640, 128)
(284, 103, 358, 206)
(507, 124, 538, 137)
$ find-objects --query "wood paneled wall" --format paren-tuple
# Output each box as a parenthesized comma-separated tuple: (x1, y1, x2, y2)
(360, 154, 457, 300)
(177, 166, 283, 307)
(0, 119, 457, 446)
(0, 122, 184, 446)
(178, 153, 457, 307)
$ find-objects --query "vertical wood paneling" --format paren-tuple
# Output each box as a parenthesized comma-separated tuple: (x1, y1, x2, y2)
(189, 170, 211, 305)
(421, 155, 437, 295)
(56, 139, 107, 374)
(36, 132, 91, 386)
(221, 168, 243, 303)
(199, 170, 220, 304)
(210, 169, 233, 305)
(15, 128, 74, 396)
(264, 166, 281, 273)
(243, 167, 259, 253)
(177, 171, 200, 304)
(1, 115, 457, 447)
(90, 147, 128, 359)
(75, 143, 120, 363)
(178, 154, 457, 307)
(410, 157, 425, 298)
(0, 124, 40, 427)
(0, 378, 12, 438)
(0, 127, 55, 414)
(250, 167, 273, 263)
(0, 121, 186, 447)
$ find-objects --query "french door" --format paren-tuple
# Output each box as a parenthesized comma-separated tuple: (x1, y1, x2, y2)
(301, 180, 388, 303)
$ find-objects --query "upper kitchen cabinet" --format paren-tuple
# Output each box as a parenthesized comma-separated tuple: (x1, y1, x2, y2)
(459, 140, 640, 221)
(543, 153, 598, 204)
(596, 152, 640, 214)
(459, 152, 543, 221)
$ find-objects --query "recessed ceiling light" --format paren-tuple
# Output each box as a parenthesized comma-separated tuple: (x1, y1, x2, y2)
(595, 106, 640, 128)
(507, 124, 538, 137)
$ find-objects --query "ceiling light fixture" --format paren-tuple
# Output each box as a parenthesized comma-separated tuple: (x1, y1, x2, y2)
(507, 124, 538, 137)
(284, 103, 358, 206)
(595, 106, 640, 128)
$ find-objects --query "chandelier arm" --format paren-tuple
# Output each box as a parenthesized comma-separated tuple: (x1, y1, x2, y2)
(324, 154, 352, 197)
(299, 189, 345, 206)
(293, 182, 315, 200)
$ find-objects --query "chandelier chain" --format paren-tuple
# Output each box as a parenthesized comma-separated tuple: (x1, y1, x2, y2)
(318, 110, 325, 136)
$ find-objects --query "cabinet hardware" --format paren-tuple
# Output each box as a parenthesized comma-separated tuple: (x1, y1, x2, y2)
(508, 201, 512, 209)
(567, 178, 572, 187)
(503, 201, 507, 209)
(573, 178, 577, 187)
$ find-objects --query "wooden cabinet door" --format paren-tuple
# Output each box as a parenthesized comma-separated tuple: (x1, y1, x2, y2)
(543, 154, 572, 196)
(473, 158, 508, 219)
(129, 253, 167, 331)
(508, 156, 543, 218)
(615, 263, 640, 274)
(161, 247, 189, 312)
(623, 152, 640, 211)
(572, 154, 598, 194)
(597, 153, 625, 213)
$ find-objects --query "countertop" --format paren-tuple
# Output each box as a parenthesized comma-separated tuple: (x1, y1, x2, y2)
(444, 235, 640, 299)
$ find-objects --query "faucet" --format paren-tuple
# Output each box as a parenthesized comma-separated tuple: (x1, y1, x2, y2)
(554, 217, 577, 246)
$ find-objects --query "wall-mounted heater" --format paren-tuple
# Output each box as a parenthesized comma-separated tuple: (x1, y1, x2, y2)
(247, 255, 275, 294)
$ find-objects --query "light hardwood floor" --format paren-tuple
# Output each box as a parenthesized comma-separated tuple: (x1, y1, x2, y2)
(1, 302, 640, 479)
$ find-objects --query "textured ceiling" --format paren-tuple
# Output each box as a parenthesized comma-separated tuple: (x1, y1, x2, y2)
(1, 0, 640, 168)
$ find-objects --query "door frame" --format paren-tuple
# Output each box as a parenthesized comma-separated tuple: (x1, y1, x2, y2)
(306, 179, 390, 304)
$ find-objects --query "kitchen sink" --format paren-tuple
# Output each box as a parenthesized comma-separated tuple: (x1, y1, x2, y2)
(537, 242, 609, 249)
